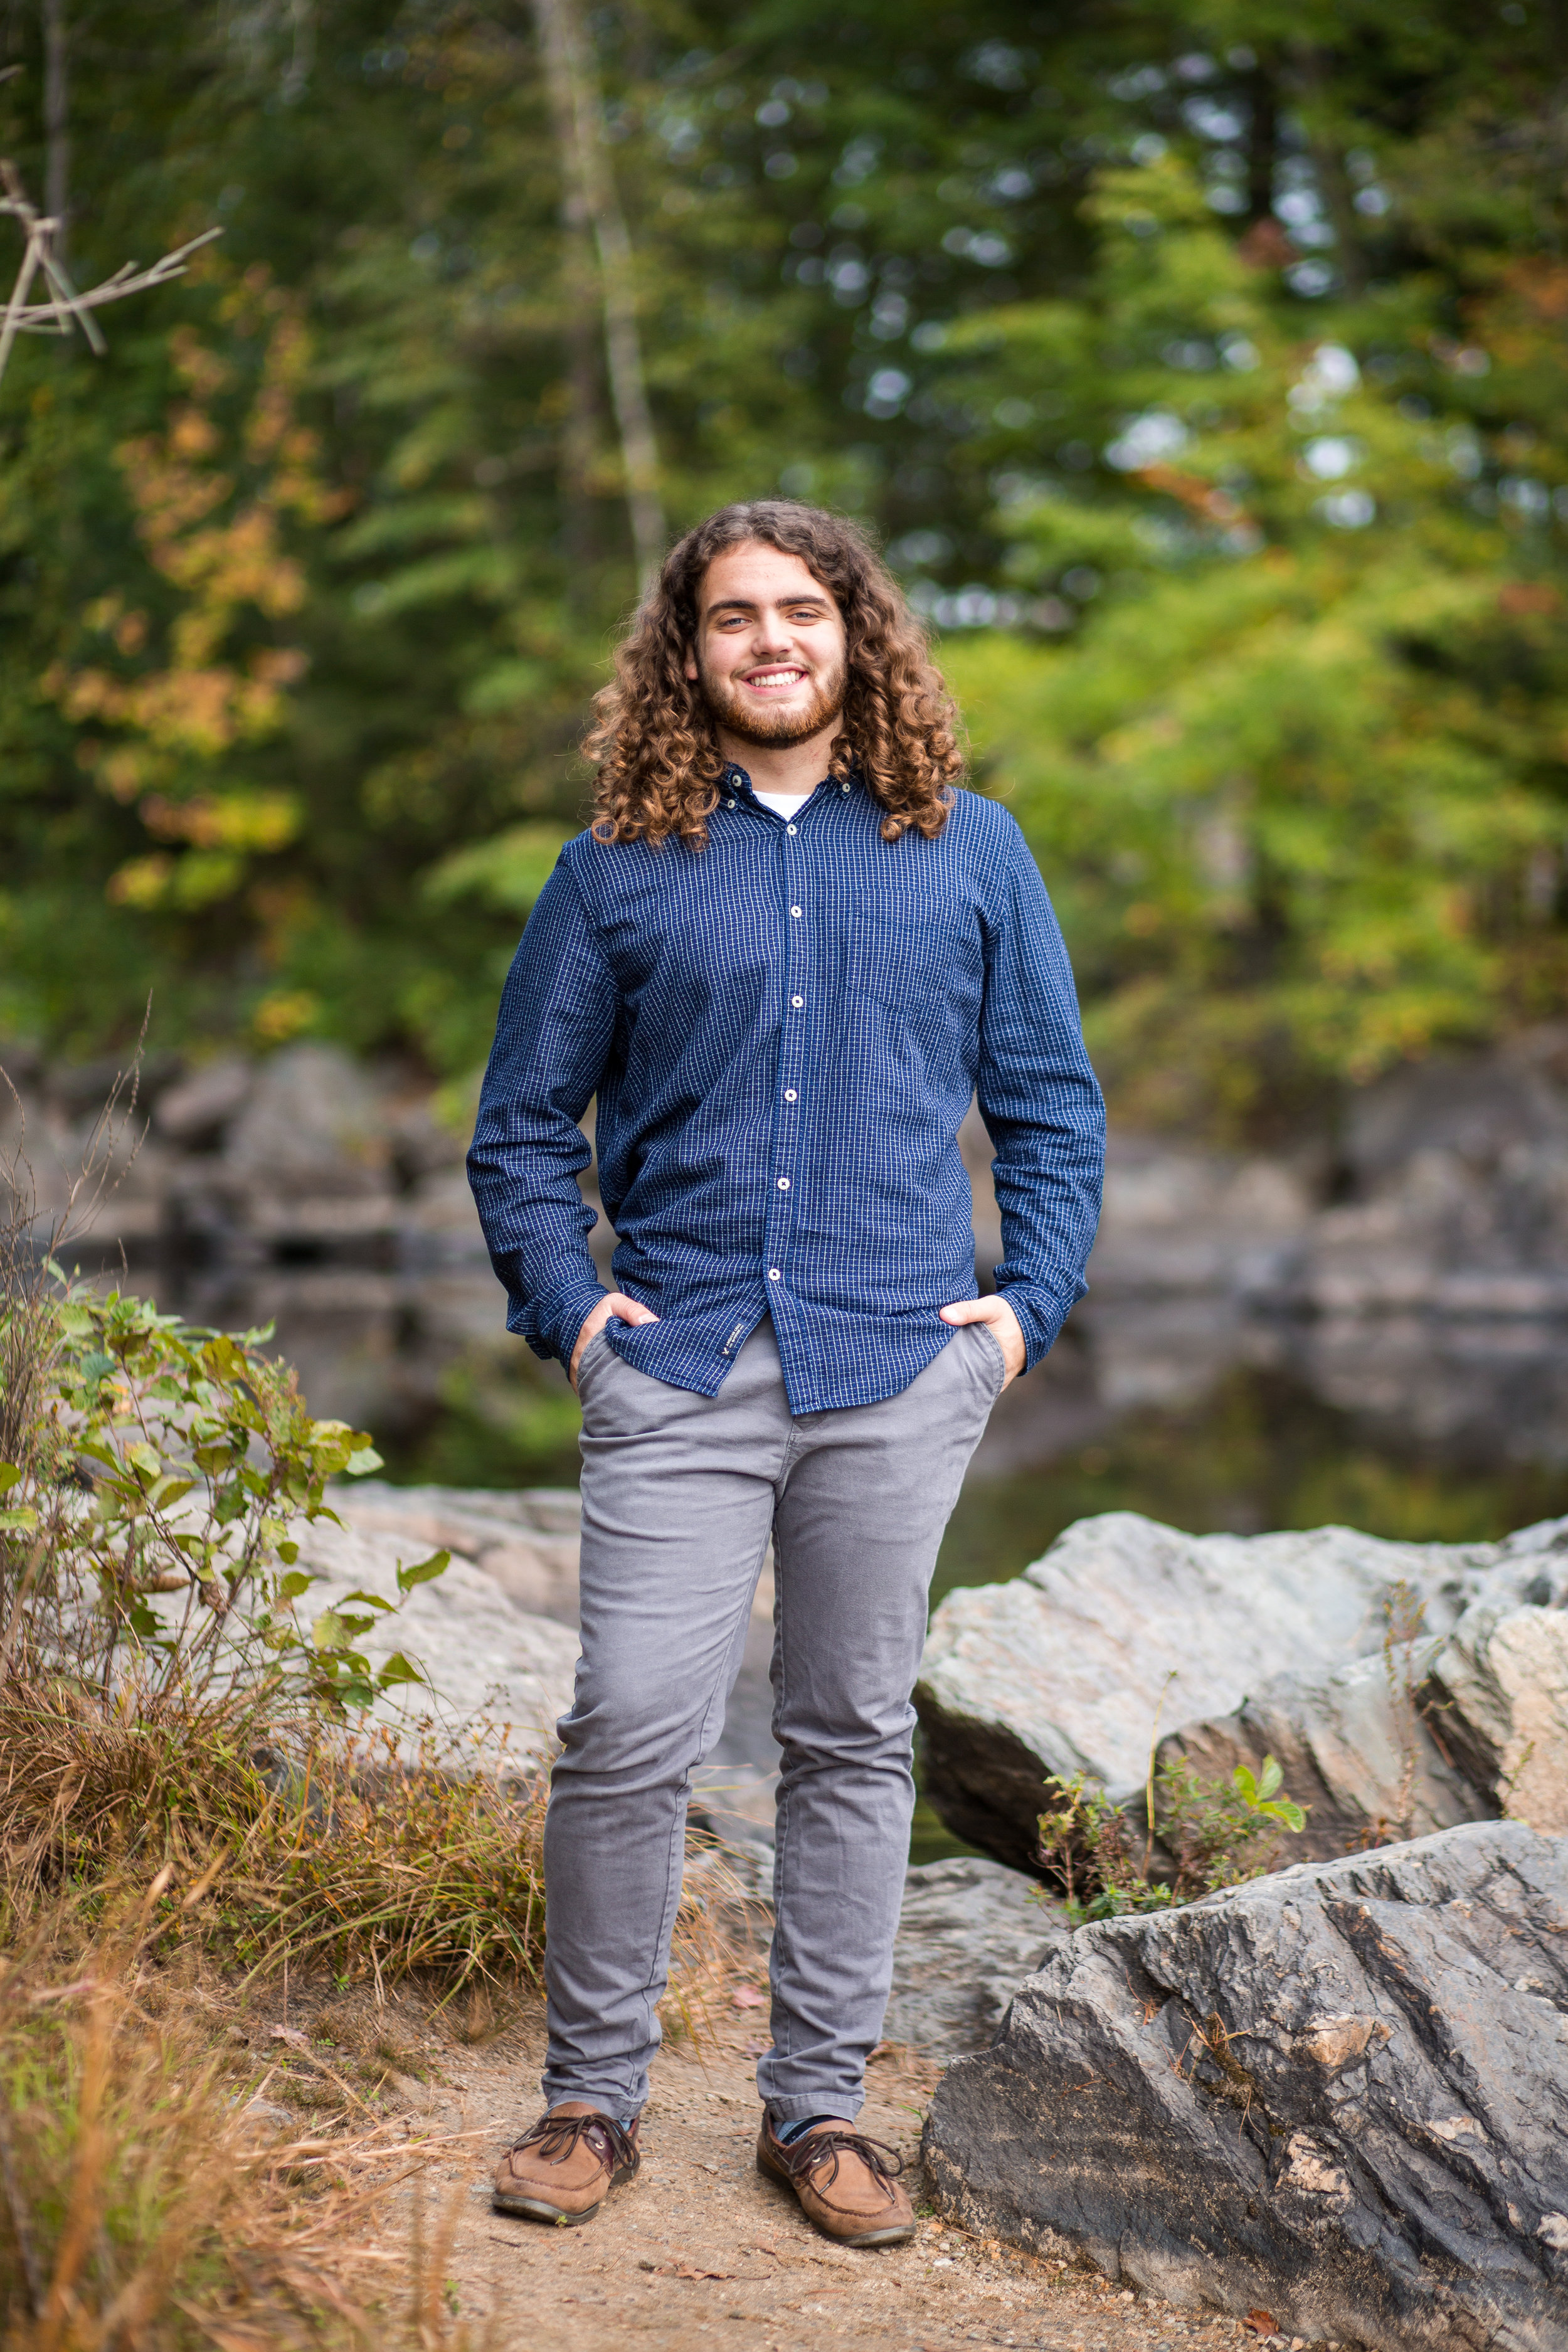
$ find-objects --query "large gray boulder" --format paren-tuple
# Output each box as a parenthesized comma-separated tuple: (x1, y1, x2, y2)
(336, 1480, 583, 1624)
(916, 1511, 1568, 1871)
(883, 1857, 1071, 2060)
(924, 1820, 1568, 2349)
(1428, 1601, 1568, 1836)
(915, 1511, 1503, 1870)
(1159, 1638, 1492, 1865)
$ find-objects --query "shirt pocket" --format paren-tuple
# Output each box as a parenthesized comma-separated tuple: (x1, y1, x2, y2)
(846, 894, 983, 1017)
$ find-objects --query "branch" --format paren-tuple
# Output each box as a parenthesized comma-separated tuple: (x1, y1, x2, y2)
(0, 159, 221, 395)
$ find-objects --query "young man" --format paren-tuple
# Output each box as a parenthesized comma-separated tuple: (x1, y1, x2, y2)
(467, 501, 1104, 2248)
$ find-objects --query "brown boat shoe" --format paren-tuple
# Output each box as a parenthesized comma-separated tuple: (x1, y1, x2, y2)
(492, 2102, 640, 2225)
(756, 2116, 917, 2248)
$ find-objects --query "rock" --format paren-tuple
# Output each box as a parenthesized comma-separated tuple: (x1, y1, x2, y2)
(1158, 1639, 1492, 1865)
(1295, 1037, 1568, 1317)
(224, 1045, 392, 1194)
(915, 1511, 1499, 1870)
(1086, 1128, 1316, 1300)
(924, 1820, 1568, 2349)
(335, 1480, 582, 1624)
(289, 1515, 578, 1769)
(883, 1858, 1071, 2059)
(154, 1055, 253, 1147)
(1427, 1602, 1568, 1835)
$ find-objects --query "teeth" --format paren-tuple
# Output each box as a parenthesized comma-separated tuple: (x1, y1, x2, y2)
(749, 670, 803, 686)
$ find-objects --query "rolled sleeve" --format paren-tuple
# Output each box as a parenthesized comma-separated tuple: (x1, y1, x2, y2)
(977, 829, 1106, 1369)
(466, 859, 617, 1367)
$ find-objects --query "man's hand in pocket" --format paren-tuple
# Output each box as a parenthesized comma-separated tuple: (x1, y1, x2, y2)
(938, 1293, 1025, 1391)
(569, 1293, 660, 1391)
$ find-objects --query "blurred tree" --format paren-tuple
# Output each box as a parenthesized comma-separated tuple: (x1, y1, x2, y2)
(0, 0, 1562, 1135)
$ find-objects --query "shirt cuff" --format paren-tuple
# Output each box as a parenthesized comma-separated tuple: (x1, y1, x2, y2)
(509, 1268, 608, 1370)
(995, 1278, 1081, 1372)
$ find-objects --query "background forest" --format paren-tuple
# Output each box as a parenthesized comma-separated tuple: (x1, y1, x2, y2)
(3, 0, 1565, 1140)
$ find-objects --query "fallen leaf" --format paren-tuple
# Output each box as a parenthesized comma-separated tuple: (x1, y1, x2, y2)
(731, 1986, 766, 2010)
(268, 2024, 310, 2051)
(1245, 2314, 1278, 2337)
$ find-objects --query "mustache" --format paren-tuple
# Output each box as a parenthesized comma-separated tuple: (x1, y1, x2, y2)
(697, 659, 847, 749)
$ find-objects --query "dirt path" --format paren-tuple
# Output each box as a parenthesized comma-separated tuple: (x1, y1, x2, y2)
(273, 1980, 1284, 2352)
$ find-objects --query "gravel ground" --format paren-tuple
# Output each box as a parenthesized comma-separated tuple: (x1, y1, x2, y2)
(266, 1979, 1310, 2352)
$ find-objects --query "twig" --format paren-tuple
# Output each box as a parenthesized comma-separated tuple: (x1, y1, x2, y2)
(0, 158, 221, 395)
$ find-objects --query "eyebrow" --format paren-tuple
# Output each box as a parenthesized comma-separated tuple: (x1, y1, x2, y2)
(704, 591, 832, 620)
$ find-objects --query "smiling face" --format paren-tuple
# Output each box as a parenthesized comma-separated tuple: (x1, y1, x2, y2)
(685, 541, 848, 753)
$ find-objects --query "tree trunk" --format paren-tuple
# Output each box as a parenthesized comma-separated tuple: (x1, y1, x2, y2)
(531, 0, 665, 595)
(43, 0, 67, 252)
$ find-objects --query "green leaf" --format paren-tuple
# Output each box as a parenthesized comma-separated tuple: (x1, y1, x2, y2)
(1257, 1754, 1284, 1801)
(396, 1549, 450, 1596)
(1231, 1764, 1258, 1807)
(0, 1506, 39, 1533)
(1266, 1799, 1308, 1833)
(376, 1651, 427, 1689)
(145, 1475, 194, 1512)
(344, 1447, 384, 1476)
(278, 1571, 314, 1601)
(0, 1464, 19, 1495)
(276, 1539, 299, 1564)
(335, 1586, 396, 1613)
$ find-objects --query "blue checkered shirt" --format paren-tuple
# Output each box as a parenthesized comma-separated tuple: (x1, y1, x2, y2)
(467, 764, 1105, 1414)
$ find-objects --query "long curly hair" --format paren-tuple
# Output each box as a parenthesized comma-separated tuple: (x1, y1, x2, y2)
(584, 501, 964, 849)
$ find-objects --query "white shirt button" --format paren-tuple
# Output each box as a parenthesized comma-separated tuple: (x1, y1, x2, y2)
(841, 782, 850, 793)
(777, 1177, 790, 1190)
(768, 1267, 781, 1281)
(784, 1088, 797, 1101)
(726, 798, 735, 808)
(786, 824, 797, 835)
(791, 995, 803, 1007)
(790, 906, 802, 917)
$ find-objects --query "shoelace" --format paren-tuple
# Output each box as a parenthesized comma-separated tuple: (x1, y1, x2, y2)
(510, 2110, 638, 2172)
(775, 2126, 904, 2200)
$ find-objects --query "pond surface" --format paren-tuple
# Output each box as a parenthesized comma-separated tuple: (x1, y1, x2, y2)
(158, 1256, 1568, 1866)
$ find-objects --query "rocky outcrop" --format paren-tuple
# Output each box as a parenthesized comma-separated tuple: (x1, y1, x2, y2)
(916, 1508, 1568, 1871)
(924, 1820, 1568, 2349)
(1292, 1032, 1568, 1318)
(883, 1857, 1070, 2059)
(916, 1510, 1503, 1870)
(1157, 1638, 1484, 1864)
(1427, 1599, 1568, 1835)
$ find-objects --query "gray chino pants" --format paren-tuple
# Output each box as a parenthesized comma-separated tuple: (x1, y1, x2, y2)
(541, 1315, 1005, 2125)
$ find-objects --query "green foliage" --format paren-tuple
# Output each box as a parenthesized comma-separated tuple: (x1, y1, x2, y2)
(2, 1279, 442, 1721)
(1037, 1749, 1307, 1924)
(0, 3, 1564, 1126)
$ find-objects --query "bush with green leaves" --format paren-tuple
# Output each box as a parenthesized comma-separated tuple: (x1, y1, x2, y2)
(1037, 1751, 1307, 1926)
(1, 1278, 447, 1720)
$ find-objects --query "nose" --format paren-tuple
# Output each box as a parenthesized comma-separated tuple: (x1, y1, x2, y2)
(747, 607, 797, 659)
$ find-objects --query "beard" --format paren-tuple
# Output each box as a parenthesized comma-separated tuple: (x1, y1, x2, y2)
(696, 654, 847, 750)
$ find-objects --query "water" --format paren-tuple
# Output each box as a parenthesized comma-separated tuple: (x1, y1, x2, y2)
(154, 1257, 1568, 1867)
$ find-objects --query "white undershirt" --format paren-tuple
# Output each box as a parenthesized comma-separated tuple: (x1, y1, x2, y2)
(754, 790, 814, 819)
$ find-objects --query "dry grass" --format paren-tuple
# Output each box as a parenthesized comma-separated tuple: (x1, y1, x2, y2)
(0, 1883, 492, 2351)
